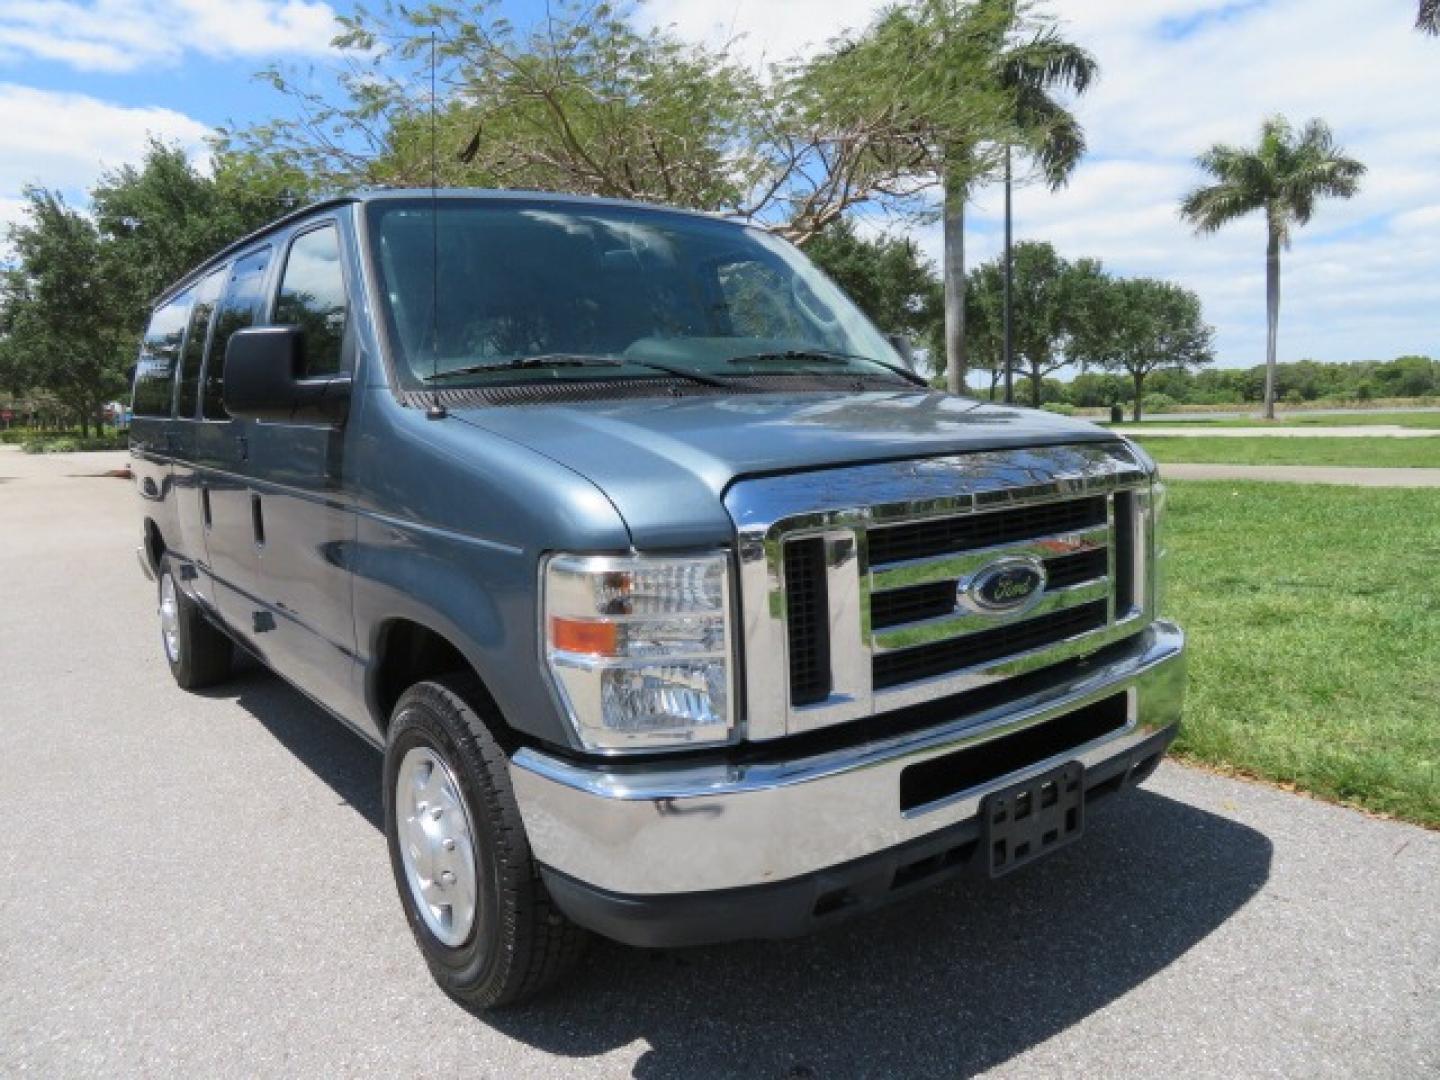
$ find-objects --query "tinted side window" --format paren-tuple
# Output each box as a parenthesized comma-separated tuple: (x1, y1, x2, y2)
(177, 267, 227, 419)
(274, 225, 347, 377)
(203, 247, 272, 419)
(132, 290, 193, 418)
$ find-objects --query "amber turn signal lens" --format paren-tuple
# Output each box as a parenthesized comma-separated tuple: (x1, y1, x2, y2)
(550, 616, 619, 656)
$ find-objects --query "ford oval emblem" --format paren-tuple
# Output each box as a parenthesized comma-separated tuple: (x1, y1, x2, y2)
(958, 557, 1048, 616)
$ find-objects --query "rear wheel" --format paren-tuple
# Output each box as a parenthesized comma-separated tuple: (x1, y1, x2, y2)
(157, 555, 232, 690)
(383, 674, 588, 1008)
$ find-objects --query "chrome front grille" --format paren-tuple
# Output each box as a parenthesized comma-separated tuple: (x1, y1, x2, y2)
(871, 599, 1111, 689)
(864, 493, 1130, 690)
(724, 443, 1155, 741)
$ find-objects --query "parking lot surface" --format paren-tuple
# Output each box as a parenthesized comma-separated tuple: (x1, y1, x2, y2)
(1, 447, 1436, 1078)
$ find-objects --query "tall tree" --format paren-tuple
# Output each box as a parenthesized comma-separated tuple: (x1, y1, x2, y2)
(964, 240, 1100, 405)
(1180, 116, 1364, 419)
(804, 219, 943, 349)
(232, 2, 764, 207)
(1075, 277, 1214, 420)
(1420, 0, 1439, 34)
(222, 0, 914, 245)
(1, 191, 133, 435)
(91, 140, 309, 331)
(0, 142, 308, 434)
(963, 256, 1006, 397)
(804, 0, 1096, 394)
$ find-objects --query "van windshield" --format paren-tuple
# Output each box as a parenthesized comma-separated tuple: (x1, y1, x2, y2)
(366, 198, 912, 388)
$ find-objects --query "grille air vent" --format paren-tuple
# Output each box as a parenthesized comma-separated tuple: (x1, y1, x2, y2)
(898, 693, 1128, 812)
(784, 538, 831, 706)
(872, 601, 1108, 690)
(1113, 491, 1137, 615)
(868, 496, 1107, 567)
(1043, 548, 1110, 591)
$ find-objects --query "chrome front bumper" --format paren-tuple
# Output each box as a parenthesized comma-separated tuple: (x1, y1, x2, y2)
(511, 620, 1185, 898)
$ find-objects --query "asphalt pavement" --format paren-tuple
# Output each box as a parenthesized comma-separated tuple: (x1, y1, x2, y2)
(1112, 425, 1440, 437)
(1157, 463, 1440, 486)
(1, 446, 1436, 1079)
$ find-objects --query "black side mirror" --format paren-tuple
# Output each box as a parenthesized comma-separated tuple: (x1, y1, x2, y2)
(223, 326, 350, 424)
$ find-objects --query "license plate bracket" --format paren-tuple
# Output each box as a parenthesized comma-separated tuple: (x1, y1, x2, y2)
(981, 762, 1085, 877)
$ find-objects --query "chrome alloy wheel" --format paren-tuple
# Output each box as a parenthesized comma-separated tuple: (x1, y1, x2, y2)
(396, 746, 479, 947)
(159, 572, 181, 664)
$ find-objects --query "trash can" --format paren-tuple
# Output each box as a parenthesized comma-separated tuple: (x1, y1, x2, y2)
(1110, 403, 1124, 424)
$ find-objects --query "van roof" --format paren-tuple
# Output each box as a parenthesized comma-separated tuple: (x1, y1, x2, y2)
(155, 188, 732, 306)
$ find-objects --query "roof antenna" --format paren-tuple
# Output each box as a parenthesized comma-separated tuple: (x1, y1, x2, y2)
(425, 29, 447, 421)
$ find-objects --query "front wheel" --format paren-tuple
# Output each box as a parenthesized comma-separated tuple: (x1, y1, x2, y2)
(157, 555, 232, 690)
(383, 675, 588, 1008)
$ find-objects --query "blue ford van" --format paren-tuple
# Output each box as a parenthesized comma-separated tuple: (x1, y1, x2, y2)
(131, 190, 1185, 1007)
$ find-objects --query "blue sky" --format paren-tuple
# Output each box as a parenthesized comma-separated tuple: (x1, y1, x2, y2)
(2, 0, 1437, 370)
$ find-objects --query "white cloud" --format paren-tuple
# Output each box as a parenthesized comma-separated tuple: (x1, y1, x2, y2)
(0, 83, 209, 203)
(0, 193, 26, 236)
(642, 0, 881, 66)
(0, 0, 336, 73)
(647, 0, 1440, 365)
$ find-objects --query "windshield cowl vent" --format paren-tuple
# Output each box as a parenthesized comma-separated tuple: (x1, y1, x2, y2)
(400, 374, 926, 409)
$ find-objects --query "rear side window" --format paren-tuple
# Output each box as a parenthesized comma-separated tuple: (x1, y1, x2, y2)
(176, 267, 227, 419)
(132, 290, 194, 417)
(203, 247, 272, 419)
(273, 224, 347, 377)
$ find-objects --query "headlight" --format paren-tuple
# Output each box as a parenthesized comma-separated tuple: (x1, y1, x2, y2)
(542, 553, 734, 752)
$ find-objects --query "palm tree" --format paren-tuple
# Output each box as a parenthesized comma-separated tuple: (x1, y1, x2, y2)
(1180, 117, 1364, 419)
(939, 1, 1096, 394)
(805, 1, 1095, 394)
(1420, 0, 1439, 34)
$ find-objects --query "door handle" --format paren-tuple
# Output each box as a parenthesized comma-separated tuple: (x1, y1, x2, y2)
(250, 493, 266, 548)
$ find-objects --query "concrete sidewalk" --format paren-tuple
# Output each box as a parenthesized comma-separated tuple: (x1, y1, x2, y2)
(2, 443, 1438, 1078)
(1160, 463, 1440, 486)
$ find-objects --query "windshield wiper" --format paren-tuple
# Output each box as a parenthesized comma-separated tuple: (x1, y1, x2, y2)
(423, 352, 728, 389)
(422, 355, 625, 381)
(727, 349, 929, 387)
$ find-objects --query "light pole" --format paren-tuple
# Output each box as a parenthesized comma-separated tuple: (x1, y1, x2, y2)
(1002, 144, 1015, 404)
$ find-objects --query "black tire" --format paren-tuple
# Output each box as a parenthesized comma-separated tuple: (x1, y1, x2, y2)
(157, 554, 232, 690)
(383, 674, 588, 1009)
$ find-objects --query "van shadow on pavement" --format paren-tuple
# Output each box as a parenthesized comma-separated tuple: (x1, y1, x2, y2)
(219, 667, 1272, 1080)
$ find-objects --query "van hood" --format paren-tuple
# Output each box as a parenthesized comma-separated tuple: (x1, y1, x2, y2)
(450, 389, 1124, 548)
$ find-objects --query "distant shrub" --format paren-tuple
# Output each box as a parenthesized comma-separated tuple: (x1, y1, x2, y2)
(1141, 392, 1179, 415)
(21, 433, 126, 454)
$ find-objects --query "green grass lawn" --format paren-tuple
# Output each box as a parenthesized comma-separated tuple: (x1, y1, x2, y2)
(1273, 411, 1440, 429)
(1138, 436, 1440, 468)
(1164, 482, 1440, 827)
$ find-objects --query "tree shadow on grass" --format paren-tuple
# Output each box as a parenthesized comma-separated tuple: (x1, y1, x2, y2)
(217, 666, 1272, 1080)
